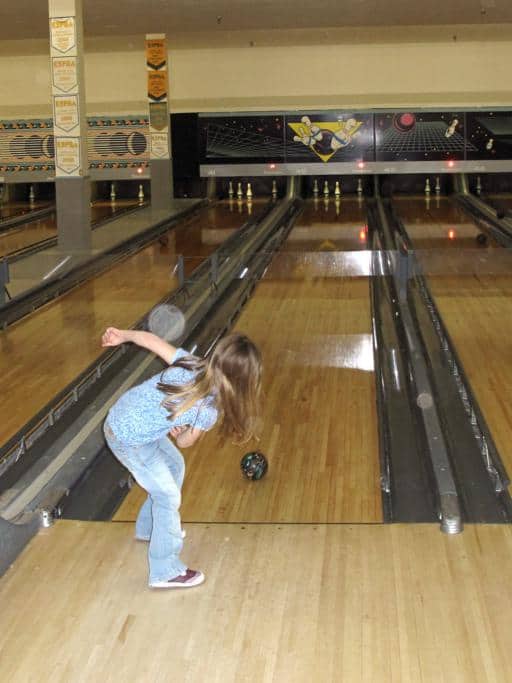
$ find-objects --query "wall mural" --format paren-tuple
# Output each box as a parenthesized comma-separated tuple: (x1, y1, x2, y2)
(374, 112, 472, 161)
(199, 115, 285, 164)
(199, 110, 512, 167)
(465, 111, 512, 160)
(0, 120, 55, 172)
(87, 117, 149, 170)
(286, 113, 374, 163)
(2, 109, 512, 174)
(0, 117, 150, 173)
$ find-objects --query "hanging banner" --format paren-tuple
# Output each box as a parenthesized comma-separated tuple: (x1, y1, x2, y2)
(149, 102, 168, 132)
(52, 57, 78, 93)
(54, 95, 80, 133)
(150, 133, 169, 158)
(146, 37, 166, 70)
(148, 71, 167, 102)
(55, 137, 80, 174)
(49, 17, 76, 54)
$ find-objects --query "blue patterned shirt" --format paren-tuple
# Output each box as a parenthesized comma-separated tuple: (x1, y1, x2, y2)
(105, 349, 218, 445)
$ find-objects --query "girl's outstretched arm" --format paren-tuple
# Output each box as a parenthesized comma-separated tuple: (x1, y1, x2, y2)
(101, 327, 178, 365)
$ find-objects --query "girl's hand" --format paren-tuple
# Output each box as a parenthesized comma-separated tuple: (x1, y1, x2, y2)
(101, 327, 129, 347)
(170, 425, 188, 439)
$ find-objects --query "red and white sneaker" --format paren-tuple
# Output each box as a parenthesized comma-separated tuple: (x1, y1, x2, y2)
(149, 569, 205, 589)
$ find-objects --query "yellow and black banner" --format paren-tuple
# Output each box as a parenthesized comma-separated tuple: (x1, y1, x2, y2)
(148, 71, 167, 102)
(146, 37, 166, 70)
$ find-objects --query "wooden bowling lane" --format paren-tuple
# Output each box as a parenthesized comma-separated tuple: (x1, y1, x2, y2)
(396, 197, 512, 482)
(115, 198, 381, 524)
(486, 193, 512, 211)
(3, 521, 512, 682)
(0, 199, 140, 258)
(283, 196, 368, 251)
(0, 216, 56, 257)
(393, 196, 499, 249)
(0, 200, 52, 222)
(0, 202, 260, 447)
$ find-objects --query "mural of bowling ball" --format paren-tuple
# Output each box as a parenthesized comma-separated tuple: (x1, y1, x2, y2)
(9, 134, 55, 159)
(93, 131, 147, 157)
(312, 129, 340, 156)
(393, 112, 416, 133)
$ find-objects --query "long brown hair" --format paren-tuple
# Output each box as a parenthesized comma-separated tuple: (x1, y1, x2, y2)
(158, 333, 262, 442)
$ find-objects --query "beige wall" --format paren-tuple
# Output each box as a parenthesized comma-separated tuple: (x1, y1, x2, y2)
(1, 29, 511, 118)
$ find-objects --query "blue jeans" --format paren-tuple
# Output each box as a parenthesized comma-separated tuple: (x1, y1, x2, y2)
(104, 422, 187, 583)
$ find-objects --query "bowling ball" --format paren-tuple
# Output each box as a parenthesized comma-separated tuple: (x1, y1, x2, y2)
(476, 233, 488, 246)
(240, 451, 268, 480)
(393, 112, 416, 133)
(313, 129, 336, 156)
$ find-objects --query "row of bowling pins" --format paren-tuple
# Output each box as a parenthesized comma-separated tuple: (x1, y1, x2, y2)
(228, 180, 279, 200)
(423, 175, 482, 196)
(424, 177, 441, 195)
(313, 178, 363, 198)
(108, 183, 145, 203)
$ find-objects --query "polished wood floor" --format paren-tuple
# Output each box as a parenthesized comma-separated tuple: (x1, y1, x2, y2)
(3, 195, 512, 683)
(115, 200, 381, 524)
(0, 200, 52, 222)
(0, 202, 260, 446)
(396, 197, 512, 481)
(1, 520, 512, 682)
(0, 199, 140, 258)
(394, 196, 500, 249)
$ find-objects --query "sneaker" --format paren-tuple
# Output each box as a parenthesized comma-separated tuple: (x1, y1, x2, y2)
(136, 529, 186, 542)
(149, 569, 205, 589)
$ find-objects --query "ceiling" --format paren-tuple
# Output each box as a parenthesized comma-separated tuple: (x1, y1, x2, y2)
(1, 0, 511, 42)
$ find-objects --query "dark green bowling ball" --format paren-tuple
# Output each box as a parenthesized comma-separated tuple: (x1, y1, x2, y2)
(476, 233, 488, 246)
(240, 451, 268, 480)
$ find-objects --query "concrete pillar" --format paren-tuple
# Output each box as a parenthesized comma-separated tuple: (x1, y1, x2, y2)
(49, 0, 91, 251)
(146, 33, 173, 209)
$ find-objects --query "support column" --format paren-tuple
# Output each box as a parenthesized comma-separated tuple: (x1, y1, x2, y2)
(146, 33, 173, 209)
(49, 0, 91, 251)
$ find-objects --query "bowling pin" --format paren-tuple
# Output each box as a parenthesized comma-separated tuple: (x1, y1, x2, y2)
(424, 178, 431, 195)
(247, 200, 253, 215)
(323, 180, 329, 198)
(271, 180, 278, 199)
(236, 182, 243, 199)
(313, 179, 319, 196)
(435, 176, 441, 195)
(486, 138, 494, 151)
(29, 184, 35, 204)
(357, 178, 363, 196)
(246, 182, 253, 200)
(445, 118, 458, 139)
(335, 198, 341, 216)
(476, 176, 482, 195)
(228, 180, 234, 199)
(138, 184, 144, 202)
(110, 182, 116, 202)
(334, 180, 341, 198)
